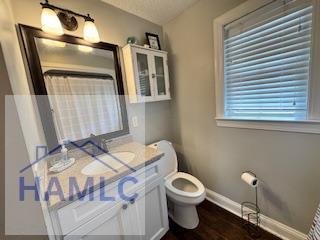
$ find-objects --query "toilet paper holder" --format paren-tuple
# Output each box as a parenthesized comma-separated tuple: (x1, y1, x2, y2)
(241, 171, 261, 238)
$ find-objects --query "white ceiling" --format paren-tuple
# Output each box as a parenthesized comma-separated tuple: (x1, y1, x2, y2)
(101, 0, 199, 25)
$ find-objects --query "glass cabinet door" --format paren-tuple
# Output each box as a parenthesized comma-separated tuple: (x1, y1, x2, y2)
(154, 56, 166, 96)
(136, 52, 152, 97)
(153, 54, 170, 100)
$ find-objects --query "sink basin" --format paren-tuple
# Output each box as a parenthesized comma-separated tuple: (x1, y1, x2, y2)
(81, 152, 135, 176)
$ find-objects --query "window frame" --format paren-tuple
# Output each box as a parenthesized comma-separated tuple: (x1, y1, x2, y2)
(213, 0, 320, 134)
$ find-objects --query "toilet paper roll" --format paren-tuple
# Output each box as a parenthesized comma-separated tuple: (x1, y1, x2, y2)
(241, 172, 258, 188)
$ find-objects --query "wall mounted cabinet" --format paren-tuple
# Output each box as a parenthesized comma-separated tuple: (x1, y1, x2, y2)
(123, 44, 171, 103)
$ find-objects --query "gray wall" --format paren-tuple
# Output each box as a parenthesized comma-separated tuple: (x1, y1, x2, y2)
(164, 0, 320, 233)
(1, 46, 48, 239)
(10, 0, 173, 145)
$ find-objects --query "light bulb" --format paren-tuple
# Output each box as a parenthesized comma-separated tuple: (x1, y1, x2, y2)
(41, 7, 64, 36)
(83, 19, 100, 43)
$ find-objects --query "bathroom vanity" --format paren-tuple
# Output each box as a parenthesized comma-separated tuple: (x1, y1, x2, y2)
(45, 142, 169, 239)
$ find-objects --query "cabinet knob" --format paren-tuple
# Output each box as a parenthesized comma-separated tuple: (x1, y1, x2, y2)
(122, 204, 128, 210)
(129, 198, 136, 204)
(152, 73, 156, 78)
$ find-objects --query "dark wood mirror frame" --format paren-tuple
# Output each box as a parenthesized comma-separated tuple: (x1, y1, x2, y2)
(18, 24, 129, 152)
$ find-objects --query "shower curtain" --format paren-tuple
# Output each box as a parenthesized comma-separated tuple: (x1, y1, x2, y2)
(308, 204, 320, 240)
(44, 74, 122, 142)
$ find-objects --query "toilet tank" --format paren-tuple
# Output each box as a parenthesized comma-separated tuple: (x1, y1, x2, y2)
(149, 140, 178, 177)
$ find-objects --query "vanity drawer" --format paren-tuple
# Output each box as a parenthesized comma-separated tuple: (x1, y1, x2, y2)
(56, 161, 160, 235)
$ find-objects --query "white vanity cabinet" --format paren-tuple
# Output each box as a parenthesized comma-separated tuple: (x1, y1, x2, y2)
(63, 201, 128, 239)
(50, 162, 169, 240)
(123, 44, 171, 103)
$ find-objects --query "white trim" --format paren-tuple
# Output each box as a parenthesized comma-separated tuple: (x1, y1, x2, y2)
(205, 188, 308, 240)
(216, 118, 320, 134)
(213, 0, 320, 133)
(309, 0, 320, 119)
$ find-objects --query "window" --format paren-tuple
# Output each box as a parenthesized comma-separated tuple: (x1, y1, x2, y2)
(214, 0, 320, 133)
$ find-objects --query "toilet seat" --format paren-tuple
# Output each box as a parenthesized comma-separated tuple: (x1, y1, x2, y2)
(165, 172, 205, 198)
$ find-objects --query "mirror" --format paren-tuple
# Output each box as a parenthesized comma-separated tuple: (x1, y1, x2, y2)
(20, 25, 129, 150)
(35, 38, 123, 142)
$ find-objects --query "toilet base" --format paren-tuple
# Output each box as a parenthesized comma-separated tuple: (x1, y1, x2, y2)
(168, 202, 199, 229)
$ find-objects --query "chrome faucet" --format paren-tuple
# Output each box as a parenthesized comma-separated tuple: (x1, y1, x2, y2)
(89, 133, 112, 155)
(89, 133, 100, 156)
(100, 138, 112, 153)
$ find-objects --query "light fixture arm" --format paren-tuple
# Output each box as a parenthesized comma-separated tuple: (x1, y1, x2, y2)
(40, 0, 94, 22)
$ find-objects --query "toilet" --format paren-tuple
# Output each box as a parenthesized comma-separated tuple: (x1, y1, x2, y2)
(149, 140, 206, 229)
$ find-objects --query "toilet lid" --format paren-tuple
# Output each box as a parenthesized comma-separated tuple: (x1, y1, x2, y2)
(165, 172, 205, 198)
(149, 140, 177, 177)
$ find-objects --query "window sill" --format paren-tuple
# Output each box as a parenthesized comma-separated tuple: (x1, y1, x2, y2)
(215, 118, 320, 134)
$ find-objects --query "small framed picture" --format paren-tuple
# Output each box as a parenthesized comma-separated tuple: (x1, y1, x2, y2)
(146, 32, 161, 50)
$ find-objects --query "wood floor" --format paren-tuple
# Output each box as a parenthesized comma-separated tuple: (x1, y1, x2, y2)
(162, 200, 280, 240)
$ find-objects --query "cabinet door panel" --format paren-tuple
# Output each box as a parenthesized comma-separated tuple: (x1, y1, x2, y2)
(132, 48, 155, 102)
(64, 202, 127, 240)
(154, 56, 166, 96)
(144, 182, 168, 240)
(136, 53, 152, 97)
(129, 179, 168, 240)
(152, 53, 170, 101)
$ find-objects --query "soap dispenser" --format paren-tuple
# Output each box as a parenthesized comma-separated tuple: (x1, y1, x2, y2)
(60, 140, 69, 162)
(49, 139, 75, 173)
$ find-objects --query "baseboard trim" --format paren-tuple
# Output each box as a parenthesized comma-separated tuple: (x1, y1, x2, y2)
(205, 188, 308, 240)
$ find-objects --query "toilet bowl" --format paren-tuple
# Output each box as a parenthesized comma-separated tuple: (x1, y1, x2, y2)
(149, 140, 206, 229)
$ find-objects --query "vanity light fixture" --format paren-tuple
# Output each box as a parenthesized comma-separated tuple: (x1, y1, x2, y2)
(41, 4, 64, 36)
(40, 0, 100, 43)
(83, 16, 100, 43)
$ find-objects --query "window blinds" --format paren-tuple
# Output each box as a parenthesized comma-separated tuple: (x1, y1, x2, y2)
(224, 1, 313, 121)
